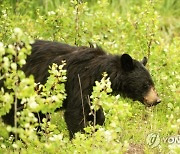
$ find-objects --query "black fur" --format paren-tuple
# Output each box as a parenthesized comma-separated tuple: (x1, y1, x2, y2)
(2, 40, 155, 139)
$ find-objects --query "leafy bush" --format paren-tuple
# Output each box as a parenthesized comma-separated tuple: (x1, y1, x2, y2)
(0, 0, 179, 153)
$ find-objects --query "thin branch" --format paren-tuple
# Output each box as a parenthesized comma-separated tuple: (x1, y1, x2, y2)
(78, 74, 86, 127)
(14, 44, 19, 141)
(14, 89, 17, 140)
(74, 0, 81, 45)
(147, 38, 152, 60)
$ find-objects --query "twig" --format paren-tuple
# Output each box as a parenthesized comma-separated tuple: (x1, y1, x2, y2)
(14, 44, 19, 141)
(78, 74, 86, 127)
(147, 38, 152, 60)
(74, 0, 81, 46)
(14, 89, 17, 140)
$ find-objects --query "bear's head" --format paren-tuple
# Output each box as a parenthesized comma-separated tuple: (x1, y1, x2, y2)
(118, 54, 161, 107)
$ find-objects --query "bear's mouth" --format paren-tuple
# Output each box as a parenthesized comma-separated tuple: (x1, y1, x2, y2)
(143, 86, 161, 107)
(144, 100, 161, 107)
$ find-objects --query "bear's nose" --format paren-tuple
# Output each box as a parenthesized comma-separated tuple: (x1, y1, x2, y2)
(143, 87, 161, 106)
(145, 97, 161, 107)
(157, 97, 161, 103)
(153, 97, 161, 105)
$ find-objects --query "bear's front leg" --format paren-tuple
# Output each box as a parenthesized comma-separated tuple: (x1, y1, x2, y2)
(64, 107, 105, 139)
(64, 108, 88, 139)
(95, 107, 105, 125)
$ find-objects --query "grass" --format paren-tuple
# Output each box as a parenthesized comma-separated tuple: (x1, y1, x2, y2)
(0, 0, 180, 153)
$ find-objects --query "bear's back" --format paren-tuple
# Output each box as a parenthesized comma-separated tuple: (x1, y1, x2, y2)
(23, 40, 106, 84)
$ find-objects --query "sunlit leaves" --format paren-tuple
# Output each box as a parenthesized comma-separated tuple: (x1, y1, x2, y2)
(0, 28, 67, 150)
(91, 72, 112, 111)
(0, 0, 179, 153)
(38, 62, 67, 113)
(0, 91, 14, 116)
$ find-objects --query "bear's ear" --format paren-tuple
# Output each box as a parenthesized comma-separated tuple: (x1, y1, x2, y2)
(121, 54, 134, 71)
(141, 57, 148, 66)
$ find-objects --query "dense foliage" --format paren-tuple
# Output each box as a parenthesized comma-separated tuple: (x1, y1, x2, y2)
(0, 0, 179, 153)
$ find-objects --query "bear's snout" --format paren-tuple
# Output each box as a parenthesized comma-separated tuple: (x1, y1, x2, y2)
(144, 86, 161, 106)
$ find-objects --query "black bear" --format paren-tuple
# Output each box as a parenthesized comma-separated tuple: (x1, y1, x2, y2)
(2, 40, 161, 139)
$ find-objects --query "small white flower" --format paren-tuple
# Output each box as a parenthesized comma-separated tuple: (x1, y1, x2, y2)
(25, 123, 30, 128)
(12, 143, 18, 149)
(56, 134, 63, 140)
(52, 95, 58, 101)
(171, 124, 178, 129)
(123, 140, 129, 148)
(177, 119, 180, 123)
(49, 136, 55, 141)
(104, 130, 112, 141)
(8, 44, 13, 49)
(14, 27, 22, 34)
(1, 144, 6, 149)
(13, 27, 23, 38)
(28, 112, 34, 117)
(48, 11, 55, 15)
(0, 42, 3, 47)
(11, 63, 17, 70)
(116, 95, 120, 99)
(29, 99, 38, 109)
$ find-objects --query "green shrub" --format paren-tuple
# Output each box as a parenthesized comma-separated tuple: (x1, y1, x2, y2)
(0, 0, 179, 153)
